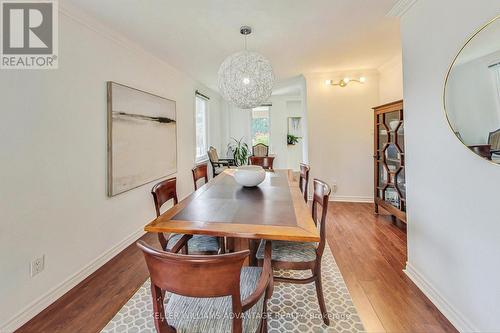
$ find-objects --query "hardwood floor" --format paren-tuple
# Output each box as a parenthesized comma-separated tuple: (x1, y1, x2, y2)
(17, 203, 457, 333)
(327, 203, 457, 333)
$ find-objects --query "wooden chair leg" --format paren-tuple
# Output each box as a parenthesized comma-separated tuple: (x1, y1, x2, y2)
(313, 263, 329, 326)
(151, 284, 175, 333)
(260, 280, 272, 333)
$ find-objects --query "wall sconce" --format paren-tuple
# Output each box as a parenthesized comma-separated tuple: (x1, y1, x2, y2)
(325, 77, 366, 87)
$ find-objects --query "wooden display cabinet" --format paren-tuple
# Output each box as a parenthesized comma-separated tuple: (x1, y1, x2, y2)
(373, 100, 406, 223)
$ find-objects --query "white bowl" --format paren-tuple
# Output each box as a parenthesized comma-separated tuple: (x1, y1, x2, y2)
(233, 166, 266, 187)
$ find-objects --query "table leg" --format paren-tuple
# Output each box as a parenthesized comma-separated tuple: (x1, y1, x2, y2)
(226, 237, 235, 253)
(248, 239, 259, 267)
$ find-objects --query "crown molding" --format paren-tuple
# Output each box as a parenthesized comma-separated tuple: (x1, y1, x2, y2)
(387, 0, 418, 17)
(58, 0, 167, 63)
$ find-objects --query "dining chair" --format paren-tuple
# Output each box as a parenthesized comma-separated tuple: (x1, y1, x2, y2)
(252, 143, 269, 157)
(191, 163, 209, 190)
(208, 146, 236, 176)
(248, 156, 274, 170)
(191, 164, 226, 253)
(151, 178, 220, 254)
(137, 240, 273, 333)
(256, 178, 332, 325)
(488, 128, 500, 155)
(299, 163, 310, 202)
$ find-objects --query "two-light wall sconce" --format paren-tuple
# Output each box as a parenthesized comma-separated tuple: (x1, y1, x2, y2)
(325, 77, 366, 87)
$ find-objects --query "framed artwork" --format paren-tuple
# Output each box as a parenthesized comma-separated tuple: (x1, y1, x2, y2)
(107, 82, 177, 196)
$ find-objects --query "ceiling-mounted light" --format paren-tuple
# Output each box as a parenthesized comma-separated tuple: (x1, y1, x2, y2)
(325, 76, 366, 88)
(218, 26, 275, 109)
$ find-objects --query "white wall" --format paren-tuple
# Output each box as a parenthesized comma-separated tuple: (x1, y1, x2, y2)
(378, 53, 404, 104)
(401, 1, 500, 331)
(0, 8, 223, 331)
(305, 72, 379, 202)
(268, 95, 304, 170)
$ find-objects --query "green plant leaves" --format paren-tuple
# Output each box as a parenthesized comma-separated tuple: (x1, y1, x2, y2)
(228, 137, 250, 166)
(287, 134, 301, 145)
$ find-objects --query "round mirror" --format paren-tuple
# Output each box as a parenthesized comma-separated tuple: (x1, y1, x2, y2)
(445, 16, 500, 163)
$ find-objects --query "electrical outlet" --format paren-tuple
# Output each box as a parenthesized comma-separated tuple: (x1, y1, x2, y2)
(31, 255, 45, 277)
(331, 182, 338, 193)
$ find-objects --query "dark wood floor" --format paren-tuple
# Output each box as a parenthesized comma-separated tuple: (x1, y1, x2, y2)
(17, 202, 457, 333)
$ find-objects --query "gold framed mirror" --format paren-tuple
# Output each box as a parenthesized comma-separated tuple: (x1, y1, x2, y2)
(444, 15, 500, 164)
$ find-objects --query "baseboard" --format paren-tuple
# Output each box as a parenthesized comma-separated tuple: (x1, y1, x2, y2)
(0, 228, 146, 333)
(307, 194, 374, 203)
(404, 262, 477, 333)
(331, 195, 374, 203)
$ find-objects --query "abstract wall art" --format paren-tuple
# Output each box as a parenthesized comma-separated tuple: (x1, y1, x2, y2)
(107, 82, 177, 196)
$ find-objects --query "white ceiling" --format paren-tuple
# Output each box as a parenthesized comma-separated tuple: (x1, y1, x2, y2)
(65, 0, 401, 91)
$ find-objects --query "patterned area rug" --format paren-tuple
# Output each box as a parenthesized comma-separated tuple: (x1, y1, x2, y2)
(101, 245, 364, 333)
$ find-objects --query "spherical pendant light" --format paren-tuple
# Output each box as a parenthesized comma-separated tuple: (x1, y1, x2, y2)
(218, 26, 274, 109)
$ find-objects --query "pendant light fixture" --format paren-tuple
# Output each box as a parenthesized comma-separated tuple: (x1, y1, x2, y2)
(218, 26, 275, 109)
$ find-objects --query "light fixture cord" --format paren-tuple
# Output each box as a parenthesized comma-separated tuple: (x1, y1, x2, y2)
(244, 35, 247, 51)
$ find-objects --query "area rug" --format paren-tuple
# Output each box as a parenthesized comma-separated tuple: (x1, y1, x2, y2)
(101, 245, 365, 333)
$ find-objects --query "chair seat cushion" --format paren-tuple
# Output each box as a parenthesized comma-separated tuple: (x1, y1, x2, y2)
(166, 234, 220, 253)
(165, 267, 264, 333)
(256, 240, 317, 263)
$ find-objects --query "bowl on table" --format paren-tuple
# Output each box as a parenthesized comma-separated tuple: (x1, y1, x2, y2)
(233, 165, 266, 187)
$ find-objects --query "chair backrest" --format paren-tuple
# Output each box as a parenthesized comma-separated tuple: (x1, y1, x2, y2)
(469, 145, 492, 160)
(252, 143, 269, 157)
(192, 163, 209, 190)
(137, 240, 249, 332)
(151, 178, 178, 250)
(299, 163, 310, 202)
(208, 146, 219, 162)
(248, 156, 273, 170)
(488, 129, 500, 151)
(311, 179, 331, 257)
(151, 178, 178, 217)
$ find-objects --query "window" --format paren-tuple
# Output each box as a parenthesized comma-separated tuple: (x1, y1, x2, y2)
(195, 95, 208, 161)
(251, 106, 270, 146)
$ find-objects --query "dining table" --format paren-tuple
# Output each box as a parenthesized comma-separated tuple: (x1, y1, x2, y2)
(144, 168, 320, 265)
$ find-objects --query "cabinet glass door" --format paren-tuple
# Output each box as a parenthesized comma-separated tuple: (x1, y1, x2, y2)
(377, 109, 405, 211)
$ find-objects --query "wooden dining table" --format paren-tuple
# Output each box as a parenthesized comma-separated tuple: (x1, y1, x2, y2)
(144, 169, 320, 263)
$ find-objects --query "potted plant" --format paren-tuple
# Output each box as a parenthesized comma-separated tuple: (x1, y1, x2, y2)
(228, 137, 250, 166)
(287, 134, 301, 145)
